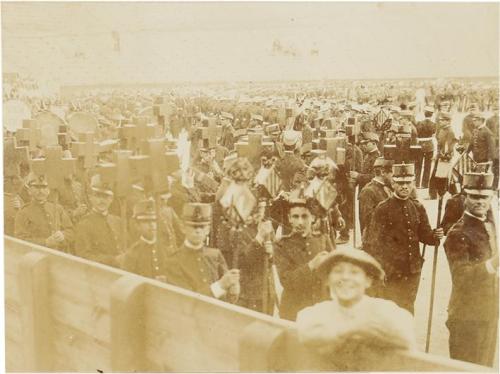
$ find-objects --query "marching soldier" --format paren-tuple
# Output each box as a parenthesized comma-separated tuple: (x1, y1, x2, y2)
(428, 112, 458, 200)
(444, 172, 498, 367)
(469, 113, 496, 164)
(486, 102, 499, 187)
(462, 103, 480, 145)
(275, 130, 307, 192)
(350, 132, 381, 192)
(337, 127, 363, 244)
(15, 173, 74, 252)
(363, 163, 443, 313)
(74, 174, 123, 267)
(219, 112, 236, 151)
(358, 157, 393, 235)
(274, 195, 335, 321)
(123, 199, 169, 281)
(165, 203, 240, 303)
(415, 106, 436, 189)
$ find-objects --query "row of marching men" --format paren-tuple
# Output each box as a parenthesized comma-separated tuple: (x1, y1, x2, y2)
(4, 104, 498, 368)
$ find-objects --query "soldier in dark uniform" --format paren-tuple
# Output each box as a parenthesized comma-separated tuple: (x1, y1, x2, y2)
(358, 157, 393, 235)
(415, 106, 436, 189)
(74, 174, 123, 267)
(219, 112, 236, 151)
(428, 112, 458, 200)
(165, 203, 240, 303)
(274, 196, 335, 321)
(350, 132, 381, 192)
(123, 199, 169, 281)
(275, 130, 307, 192)
(337, 127, 363, 244)
(14, 173, 74, 252)
(363, 163, 443, 313)
(469, 113, 496, 164)
(461, 103, 479, 145)
(486, 102, 499, 187)
(444, 172, 498, 367)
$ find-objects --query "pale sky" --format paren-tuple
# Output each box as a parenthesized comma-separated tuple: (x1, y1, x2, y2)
(2, 2, 499, 84)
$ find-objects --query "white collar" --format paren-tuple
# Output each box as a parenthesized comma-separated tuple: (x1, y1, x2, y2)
(393, 193, 409, 201)
(140, 236, 157, 245)
(465, 210, 487, 222)
(184, 240, 204, 250)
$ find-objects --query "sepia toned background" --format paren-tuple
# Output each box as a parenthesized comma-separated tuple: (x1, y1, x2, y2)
(2, 2, 499, 91)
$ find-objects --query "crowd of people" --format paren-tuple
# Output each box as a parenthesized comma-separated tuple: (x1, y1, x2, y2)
(3, 78, 499, 367)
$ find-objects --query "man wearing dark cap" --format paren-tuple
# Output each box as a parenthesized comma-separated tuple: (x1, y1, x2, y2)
(428, 112, 458, 200)
(274, 196, 335, 321)
(165, 203, 240, 303)
(415, 106, 436, 189)
(15, 172, 74, 252)
(469, 113, 496, 165)
(358, 157, 393, 235)
(363, 163, 443, 313)
(350, 132, 381, 192)
(275, 130, 307, 192)
(219, 112, 236, 151)
(462, 103, 480, 145)
(444, 172, 498, 367)
(123, 199, 169, 281)
(74, 174, 123, 267)
(297, 246, 416, 355)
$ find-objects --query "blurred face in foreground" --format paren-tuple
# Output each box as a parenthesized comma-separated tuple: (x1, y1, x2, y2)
(89, 191, 113, 214)
(137, 220, 157, 241)
(328, 262, 372, 307)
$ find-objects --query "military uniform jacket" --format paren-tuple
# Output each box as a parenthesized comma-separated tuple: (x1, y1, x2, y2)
(444, 213, 498, 322)
(470, 125, 496, 163)
(14, 201, 74, 252)
(165, 244, 236, 303)
(275, 232, 335, 321)
(123, 238, 170, 280)
(358, 179, 391, 234)
(74, 211, 122, 267)
(357, 149, 380, 191)
(486, 114, 499, 151)
(416, 119, 436, 153)
(363, 196, 436, 279)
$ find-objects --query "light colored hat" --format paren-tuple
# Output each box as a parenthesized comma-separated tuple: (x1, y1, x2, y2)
(318, 246, 385, 281)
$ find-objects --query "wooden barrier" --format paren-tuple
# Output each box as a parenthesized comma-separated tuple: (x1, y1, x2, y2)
(4, 236, 492, 372)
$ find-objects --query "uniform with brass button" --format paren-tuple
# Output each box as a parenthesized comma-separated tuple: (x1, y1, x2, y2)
(274, 195, 335, 321)
(123, 199, 169, 281)
(363, 163, 440, 314)
(165, 203, 239, 303)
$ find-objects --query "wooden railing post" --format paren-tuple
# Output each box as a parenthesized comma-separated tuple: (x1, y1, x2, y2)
(239, 321, 287, 371)
(18, 251, 53, 371)
(110, 275, 148, 372)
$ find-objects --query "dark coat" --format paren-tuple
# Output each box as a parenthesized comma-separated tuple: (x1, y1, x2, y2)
(363, 196, 437, 279)
(274, 232, 335, 321)
(15, 201, 74, 252)
(74, 211, 122, 267)
(444, 213, 498, 322)
(470, 126, 496, 163)
(165, 245, 236, 303)
(357, 149, 380, 191)
(123, 238, 170, 280)
(358, 179, 391, 234)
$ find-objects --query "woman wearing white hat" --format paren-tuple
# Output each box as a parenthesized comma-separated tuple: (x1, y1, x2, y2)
(297, 246, 416, 355)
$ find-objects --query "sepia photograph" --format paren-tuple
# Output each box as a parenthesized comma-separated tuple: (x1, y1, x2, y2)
(1, 1, 499, 372)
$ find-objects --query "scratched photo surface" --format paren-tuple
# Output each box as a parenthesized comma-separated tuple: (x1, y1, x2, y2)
(2, 2, 499, 372)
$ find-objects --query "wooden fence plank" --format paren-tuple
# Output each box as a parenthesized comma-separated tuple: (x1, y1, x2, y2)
(110, 275, 148, 372)
(17, 251, 53, 372)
